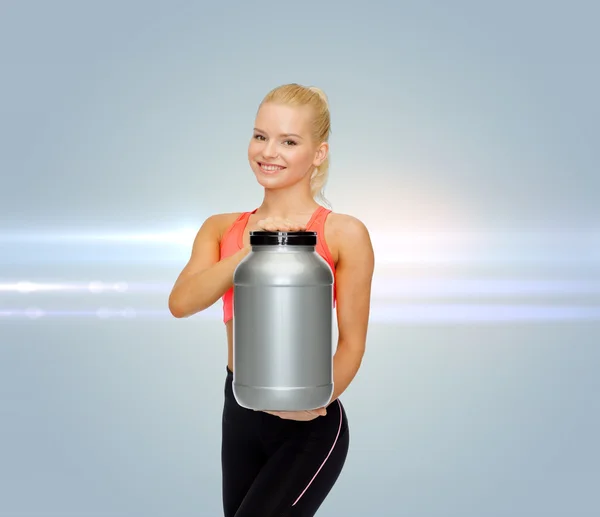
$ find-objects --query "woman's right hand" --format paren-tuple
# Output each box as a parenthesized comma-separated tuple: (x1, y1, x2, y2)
(240, 216, 305, 255)
(255, 217, 306, 232)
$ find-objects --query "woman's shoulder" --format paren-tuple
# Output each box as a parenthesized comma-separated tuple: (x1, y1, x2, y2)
(201, 211, 246, 240)
(207, 211, 246, 224)
(326, 211, 371, 239)
(324, 211, 373, 260)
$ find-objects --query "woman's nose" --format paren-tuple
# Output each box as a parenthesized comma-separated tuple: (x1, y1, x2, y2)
(262, 141, 278, 158)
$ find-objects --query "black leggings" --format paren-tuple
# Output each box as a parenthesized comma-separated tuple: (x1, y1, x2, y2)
(221, 366, 350, 517)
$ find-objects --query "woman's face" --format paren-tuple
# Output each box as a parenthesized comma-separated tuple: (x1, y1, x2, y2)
(248, 102, 327, 191)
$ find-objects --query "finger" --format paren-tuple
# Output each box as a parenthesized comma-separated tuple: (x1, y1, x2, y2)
(278, 411, 315, 421)
(255, 219, 272, 230)
(277, 412, 300, 420)
(279, 225, 304, 232)
(255, 219, 305, 232)
(286, 220, 302, 231)
(292, 413, 316, 421)
(283, 219, 303, 232)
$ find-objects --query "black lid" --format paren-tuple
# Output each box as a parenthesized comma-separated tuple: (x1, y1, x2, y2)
(249, 231, 317, 246)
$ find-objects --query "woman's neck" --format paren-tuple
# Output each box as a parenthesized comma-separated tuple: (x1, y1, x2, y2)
(256, 186, 320, 219)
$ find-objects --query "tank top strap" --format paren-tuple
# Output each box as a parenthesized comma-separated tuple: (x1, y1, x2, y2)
(306, 205, 331, 233)
(307, 205, 335, 273)
(235, 208, 258, 248)
(221, 209, 256, 253)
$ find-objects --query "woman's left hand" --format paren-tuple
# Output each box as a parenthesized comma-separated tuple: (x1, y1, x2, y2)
(261, 407, 327, 421)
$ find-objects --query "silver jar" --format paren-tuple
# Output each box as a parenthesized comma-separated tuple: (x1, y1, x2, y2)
(232, 230, 334, 411)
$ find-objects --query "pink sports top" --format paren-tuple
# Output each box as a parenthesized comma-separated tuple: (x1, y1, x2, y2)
(219, 205, 337, 324)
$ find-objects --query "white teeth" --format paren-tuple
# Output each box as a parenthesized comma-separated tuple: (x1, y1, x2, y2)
(260, 163, 284, 171)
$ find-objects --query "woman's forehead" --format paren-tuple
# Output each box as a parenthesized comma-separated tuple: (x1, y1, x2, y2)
(255, 102, 313, 132)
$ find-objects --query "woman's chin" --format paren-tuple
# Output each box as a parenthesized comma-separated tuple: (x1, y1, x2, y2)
(255, 177, 284, 189)
(253, 170, 286, 187)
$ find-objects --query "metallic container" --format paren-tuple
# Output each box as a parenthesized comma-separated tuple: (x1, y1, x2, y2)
(232, 230, 334, 411)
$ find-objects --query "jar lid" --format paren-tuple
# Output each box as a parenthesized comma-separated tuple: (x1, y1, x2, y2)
(249, 231, 317, 246)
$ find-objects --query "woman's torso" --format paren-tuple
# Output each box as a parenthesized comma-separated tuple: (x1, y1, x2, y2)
(218, 205, 340, 372)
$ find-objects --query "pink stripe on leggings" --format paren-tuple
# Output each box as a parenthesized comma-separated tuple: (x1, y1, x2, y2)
(291, 399, 343, 506)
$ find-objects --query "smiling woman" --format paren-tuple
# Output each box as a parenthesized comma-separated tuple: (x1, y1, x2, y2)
(249, 107, 327, 192)
(168, 83, 374, 517)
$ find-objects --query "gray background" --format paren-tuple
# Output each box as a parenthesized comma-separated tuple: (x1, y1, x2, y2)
(1, 1, 599, 516)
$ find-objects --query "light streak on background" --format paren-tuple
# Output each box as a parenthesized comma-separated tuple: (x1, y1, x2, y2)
(2, 305, 600, 323)
(2, 229, 599, 265)
(3, 278, 600, 296)
(1, 229, 600, 323)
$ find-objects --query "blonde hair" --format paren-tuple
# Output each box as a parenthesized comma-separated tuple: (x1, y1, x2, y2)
(260, 83, 331, 206)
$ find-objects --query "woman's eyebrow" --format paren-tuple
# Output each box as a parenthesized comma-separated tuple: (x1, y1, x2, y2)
(253, 128, 304, 139)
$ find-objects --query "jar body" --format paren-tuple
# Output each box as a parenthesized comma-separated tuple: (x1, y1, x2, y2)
(232, 245, 334, 411)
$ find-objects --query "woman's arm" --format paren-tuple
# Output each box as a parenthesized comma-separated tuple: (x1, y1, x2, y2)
(259, 213, 375, 421)
(329, 215, 375, 404)
(168, 213, 249, 318)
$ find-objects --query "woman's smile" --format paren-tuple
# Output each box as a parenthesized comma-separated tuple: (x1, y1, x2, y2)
(257, 162, 287, 174)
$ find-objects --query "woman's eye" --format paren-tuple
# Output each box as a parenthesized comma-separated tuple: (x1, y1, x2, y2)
(253, 134, 296, 146)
